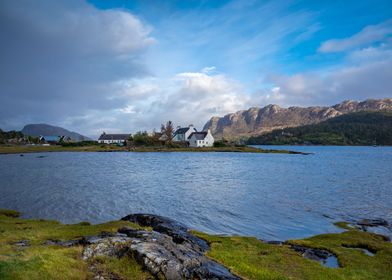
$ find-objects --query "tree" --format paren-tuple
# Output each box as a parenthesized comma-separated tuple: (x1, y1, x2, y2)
(164, 121, 174, 144)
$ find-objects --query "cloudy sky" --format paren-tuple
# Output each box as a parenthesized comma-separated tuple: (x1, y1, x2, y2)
(1, 0, 392, 137)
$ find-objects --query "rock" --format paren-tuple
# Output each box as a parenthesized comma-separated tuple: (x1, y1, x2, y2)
(357, 218, 389, 227)
(265, 240, 284, 245)
(13, 240, 29, 247)
(82, 236, 133, 260)
(82, 214, 240, 279)
(121, 214, 209, 252)
(45, 239, 82, 247)
(353, 219, 392, 241)
(289, 245, 339, 268)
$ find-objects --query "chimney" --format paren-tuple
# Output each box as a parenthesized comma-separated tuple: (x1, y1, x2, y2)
(189, 124, 194, 128)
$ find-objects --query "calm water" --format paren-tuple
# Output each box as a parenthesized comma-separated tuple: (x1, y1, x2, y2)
(0, 146, 391, 241)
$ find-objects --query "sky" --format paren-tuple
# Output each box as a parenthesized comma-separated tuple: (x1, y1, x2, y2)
(0, 0, 392, 137)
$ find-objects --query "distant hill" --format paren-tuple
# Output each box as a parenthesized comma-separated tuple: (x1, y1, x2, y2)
(22, 124, 89, 141)
(203, 98, 392, 140)
(246, 111, 392, 146)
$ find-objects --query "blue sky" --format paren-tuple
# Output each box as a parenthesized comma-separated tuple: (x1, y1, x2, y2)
(0, 0, 392, 136)
(89, 0, 392, 80)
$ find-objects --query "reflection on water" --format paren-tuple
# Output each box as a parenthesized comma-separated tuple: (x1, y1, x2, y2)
(0, 146, 391, 240)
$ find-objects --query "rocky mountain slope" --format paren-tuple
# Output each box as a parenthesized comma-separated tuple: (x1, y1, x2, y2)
(246, 111, 392, 146)
(203, 99, 392, 139)
(22, 123, 89, 141)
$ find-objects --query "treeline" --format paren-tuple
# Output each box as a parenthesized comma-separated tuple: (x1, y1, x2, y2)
(126, 121, 180, 147)
(0, 129, 26, 144)
(246, 111, 392, 146)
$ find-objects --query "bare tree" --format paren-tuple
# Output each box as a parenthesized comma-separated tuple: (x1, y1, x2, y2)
(165, 121, 174, 144)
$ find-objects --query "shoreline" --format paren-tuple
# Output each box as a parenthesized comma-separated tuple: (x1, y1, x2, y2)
(1, 209, 391, 279)
(0, 145, 310, 155)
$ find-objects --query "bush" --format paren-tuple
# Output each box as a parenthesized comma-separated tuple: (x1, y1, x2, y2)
(213, 141, 228, 147)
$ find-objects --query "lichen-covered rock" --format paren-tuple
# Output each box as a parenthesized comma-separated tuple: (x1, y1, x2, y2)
(121, 214, 209, 252)
(82, 236, 132, 260)
(82, 214, 240, 280)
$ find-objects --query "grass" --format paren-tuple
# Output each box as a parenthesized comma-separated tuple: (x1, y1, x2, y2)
(194, 223, 392, 280)
(0, 144, 307, 155)
(4, 209, 388, 280)
(89, 255, 152, 280)
(0, 209, 152, 280)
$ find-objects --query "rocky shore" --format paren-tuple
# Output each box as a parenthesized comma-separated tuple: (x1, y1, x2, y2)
(1, 209, 392, 280)
(83, 214, 240, 279)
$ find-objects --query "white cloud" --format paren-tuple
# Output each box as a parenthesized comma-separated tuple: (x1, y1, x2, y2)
(318, 19, 392, 53)
(65, 69, 249, 137)
(258, 51, 392, 107)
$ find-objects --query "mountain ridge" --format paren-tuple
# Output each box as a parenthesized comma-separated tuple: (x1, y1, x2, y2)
(246, 111, 392, 146)
(203, 98, 392, 139)
(21, 123, 90, 141)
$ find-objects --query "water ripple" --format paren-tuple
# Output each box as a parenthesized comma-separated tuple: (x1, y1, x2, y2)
(0, 146, 392, 240)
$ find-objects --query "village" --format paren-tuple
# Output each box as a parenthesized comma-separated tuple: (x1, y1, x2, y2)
(0, 122, 215, 148)
(98, 124, 214, 148)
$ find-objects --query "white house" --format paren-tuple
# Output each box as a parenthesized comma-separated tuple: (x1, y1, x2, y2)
(172, 125, 197, 142)
(188, 130, 214, 147)
(98, 133, 130, 144)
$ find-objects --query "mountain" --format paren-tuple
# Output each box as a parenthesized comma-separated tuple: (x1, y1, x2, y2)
(246, 111, 392, 146)
(203, 98, 392, 140)
(21, 124, 89, 141)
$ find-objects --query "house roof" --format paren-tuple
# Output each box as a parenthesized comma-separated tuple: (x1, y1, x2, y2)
(98, 134, 130, 140)
(41, 135, 61, 142)
(173, 127, 191, 135)
(188, 132, 207, 140)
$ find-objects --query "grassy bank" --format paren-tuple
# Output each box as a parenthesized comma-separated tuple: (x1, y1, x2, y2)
(194, 224, 392, 280)
(1, 209, 391, 279)
(0, 145, 308, 155)
(0, 209, 151, 280)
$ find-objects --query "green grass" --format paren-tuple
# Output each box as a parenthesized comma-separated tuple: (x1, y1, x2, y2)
(0, 209, 21, 218)
(89, 255, 152, 280)
(0, 145, 306, 154)
(0, 210, 151, 280)
(4, 209, 389, 280)
(194, 223, 392, 280)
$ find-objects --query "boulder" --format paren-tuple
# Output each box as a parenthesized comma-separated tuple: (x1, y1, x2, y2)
(82, 214, 240, 279)
(357, 218, 389, 227)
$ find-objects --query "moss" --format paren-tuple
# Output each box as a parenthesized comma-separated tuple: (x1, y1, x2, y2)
(0, 210, 151, 280)
(194, 224, 392, 280)
(0, 209, 20, 218)
(90, 255, 153, 280)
